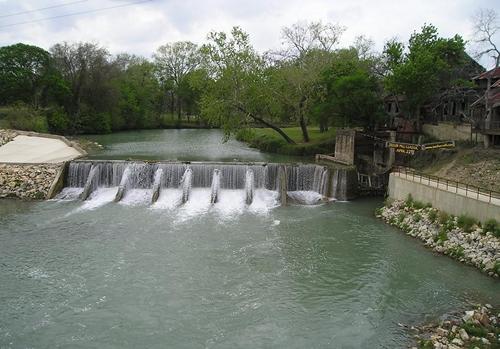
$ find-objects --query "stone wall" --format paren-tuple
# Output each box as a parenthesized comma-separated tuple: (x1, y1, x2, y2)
(0, 163, 63, 200)
(333, 129, 355, 165)
(422, 122, 484, 143)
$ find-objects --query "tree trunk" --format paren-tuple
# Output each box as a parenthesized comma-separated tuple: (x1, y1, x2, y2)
(177, 95, 182, 123)
(299, 114, 309, 142)
(298, 97, 309, 142)
(170, 91, 175, 117)
(236, 105, 296, 145)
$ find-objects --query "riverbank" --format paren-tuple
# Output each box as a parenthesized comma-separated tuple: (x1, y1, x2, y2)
(236, 127, 336, 156)
(377, 198, 500, 278)
(411, 305, 499, 348)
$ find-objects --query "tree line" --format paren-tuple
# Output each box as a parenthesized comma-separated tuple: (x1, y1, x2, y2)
(0, 12, 497, 142)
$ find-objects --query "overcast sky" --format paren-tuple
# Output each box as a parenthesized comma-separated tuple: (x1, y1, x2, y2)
(0, 0, 499, 68)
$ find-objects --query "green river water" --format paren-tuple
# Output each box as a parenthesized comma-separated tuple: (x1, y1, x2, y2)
(0, 130, 498, 348)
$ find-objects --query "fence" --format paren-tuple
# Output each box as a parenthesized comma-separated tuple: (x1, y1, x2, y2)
(392, 166, 500, 205)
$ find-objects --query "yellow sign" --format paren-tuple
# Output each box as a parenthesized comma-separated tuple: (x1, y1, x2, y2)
(386, 140, 455, 155)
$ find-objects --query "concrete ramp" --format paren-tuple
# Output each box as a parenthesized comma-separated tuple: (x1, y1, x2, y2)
(0, 135, 83, 163)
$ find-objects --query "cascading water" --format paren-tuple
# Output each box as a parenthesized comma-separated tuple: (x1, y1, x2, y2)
(245, 168, 254, 205)
(80, 165, 100, 200)
(61, 161, 352, 208)
(180, 168, 193, 204)
(210, 169, 221, 204)
(115, 165, 131, 202)
(151, 168, 164, 204)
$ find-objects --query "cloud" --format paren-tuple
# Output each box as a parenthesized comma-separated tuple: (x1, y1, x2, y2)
(0, 0, 499, 67)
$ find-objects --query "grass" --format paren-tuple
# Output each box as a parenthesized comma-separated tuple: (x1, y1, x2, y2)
(236, 126, 336, 156)
(457, 215, 477, 233)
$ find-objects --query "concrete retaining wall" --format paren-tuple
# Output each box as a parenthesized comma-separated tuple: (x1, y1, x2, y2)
(422, 123, 483, 142)
(388, 173, 500, 222)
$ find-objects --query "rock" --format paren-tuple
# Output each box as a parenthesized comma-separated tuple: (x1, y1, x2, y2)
(463, 311, 475, 322)
(451, 338, 464, 346)
(458, 328, 469, 341)
(480, 337, 490, 345)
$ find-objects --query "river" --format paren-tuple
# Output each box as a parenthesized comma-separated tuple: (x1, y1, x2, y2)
(0, 129, 498, 349)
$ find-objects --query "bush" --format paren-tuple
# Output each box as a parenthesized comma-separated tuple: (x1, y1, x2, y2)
(438, 212, 450, 225)
(461, 322, 488, 337)
(484, 219, 500, 237)
(428, 210, 438, 223)
(457, 215, 476, 233)
(413, 212, 422, 222)
(46, 107, 70, 134)
(0, 104, 48, 133)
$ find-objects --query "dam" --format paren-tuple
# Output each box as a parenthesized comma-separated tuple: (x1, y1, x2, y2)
(56, 160, 355, 207)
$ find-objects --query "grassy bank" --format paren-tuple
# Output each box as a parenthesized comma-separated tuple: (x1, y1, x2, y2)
(236, 127, 336, 156)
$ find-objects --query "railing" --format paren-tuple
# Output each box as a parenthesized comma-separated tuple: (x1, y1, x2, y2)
(474, 120, 500, 131)
(392, 166, 500, 205)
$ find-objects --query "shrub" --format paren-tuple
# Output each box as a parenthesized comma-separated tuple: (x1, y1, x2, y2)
(428, 210, 438, 223)
(46, 107, 70, 134)
(405, 194, 414, 207)
(438, 212, 450, 225)
(461, 322, 488, 337)
(484, 219, 500, 237)
(0, 104, 48, 133)
(397, 212, 406, 224)
(448, 246, 464, 258)
(457, 215, 476, 233)
(413, 213, 422, 222)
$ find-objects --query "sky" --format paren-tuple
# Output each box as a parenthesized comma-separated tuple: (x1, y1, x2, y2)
(0, 0, 499, 68)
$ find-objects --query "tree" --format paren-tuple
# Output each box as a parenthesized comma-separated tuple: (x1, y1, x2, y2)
(50, 42, 116, 133)
(473, 8, 500, 69)
(199, 27, 295, 144)
(153, 41, 201, 121)
(270, 21, 345, 142)
(112, 56, 162, 130)
(0, 43, 57, 107)
(384, 24, 467, 128)
(472, 8, 499, 126)
(312, 48, 384, 130)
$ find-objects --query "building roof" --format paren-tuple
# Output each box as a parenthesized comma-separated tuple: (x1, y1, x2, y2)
(472, 66, 500, 81)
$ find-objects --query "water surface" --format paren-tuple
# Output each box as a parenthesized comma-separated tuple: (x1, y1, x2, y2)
(81, 129, 304, 163)
(0, 197, 498, 349)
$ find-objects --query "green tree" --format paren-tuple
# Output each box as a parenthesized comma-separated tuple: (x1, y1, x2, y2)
(0, 43, 58, 107)
(153, 41, 201, 122)
(199, 27, 295, 144)
(384, 24, 467, 128)
(270, 21, 345, 142)
(313, 48, 384, 129)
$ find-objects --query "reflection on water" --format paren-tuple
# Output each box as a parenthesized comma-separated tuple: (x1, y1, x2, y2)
(81, 129, 307, 162)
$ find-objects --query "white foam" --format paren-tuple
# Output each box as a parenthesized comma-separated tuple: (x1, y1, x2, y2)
(174, 188, 212, 223)
(248, 189, 279, 214)
(81, 187, 118, 210)
(53, 187, 83, 201)
(287, 191, 325, 205)
(151, 188, 183, 210)
(213, 189, 246, 219)
(119, 189, 151, 206)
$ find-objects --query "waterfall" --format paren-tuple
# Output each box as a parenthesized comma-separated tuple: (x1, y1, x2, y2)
(210, 169, 221, 204)
(60, 160, 353, 207)
(80, 165, 99, 200)
(180, 167, 192, 204)
(114, 166, 131, 202)
(245, 168, 254, 205)
(151, 168, 164, 204)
